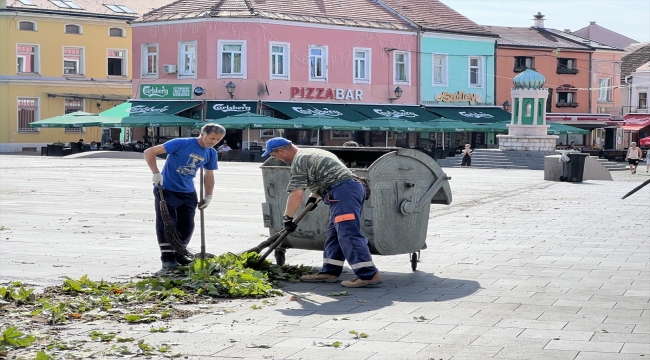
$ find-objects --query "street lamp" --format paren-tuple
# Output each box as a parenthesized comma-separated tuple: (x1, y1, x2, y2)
(502, 100, 511, 112)
(389, 86, 403, 103)
(226, 81, 236, 100)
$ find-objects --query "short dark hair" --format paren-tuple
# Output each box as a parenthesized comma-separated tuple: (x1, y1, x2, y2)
(201, 123, 226, 135)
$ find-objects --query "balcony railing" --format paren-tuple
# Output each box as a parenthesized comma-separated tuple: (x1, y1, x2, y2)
(556, 67, 579, 74)
(556, 102, 579, 108)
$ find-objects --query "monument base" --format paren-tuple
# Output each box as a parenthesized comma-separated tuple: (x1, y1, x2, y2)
(497, 134, 558, 151)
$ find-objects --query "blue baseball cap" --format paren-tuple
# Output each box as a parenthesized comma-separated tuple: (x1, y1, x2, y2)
(262, 137, 292, 157)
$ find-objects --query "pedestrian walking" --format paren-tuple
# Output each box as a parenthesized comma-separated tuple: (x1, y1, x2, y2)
(262, 137, 381, 288)
(143, 123, 225, 270)
(625, 142, 642, 174)
(460, 144, 472, 168)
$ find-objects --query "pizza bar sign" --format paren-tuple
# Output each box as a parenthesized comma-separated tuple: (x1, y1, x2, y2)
(291, 87, 363, 100)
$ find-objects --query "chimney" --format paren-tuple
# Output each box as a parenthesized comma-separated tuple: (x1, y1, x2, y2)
(532, 12, 545, 28)
(589, 21, 596, 25)
(564, 29, 571, 33)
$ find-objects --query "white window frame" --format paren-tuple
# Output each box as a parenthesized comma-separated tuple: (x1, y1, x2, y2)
(218, 40, 246, 79)
(178, 41, 197, 79)
(393, 51, 410, 85)
(639, 93, 648, 109)
(468, 56, 484, 88)
(308, 45, 328, 82)
(63, 46, 84, 76)
(108, 27, 125, 37)
(64, 23, 82, 34)
(16, 44, 39, 74)
(107, 48, 127, 77)
(18, 21, 37, 31)
(17, 97, 39, 133)
(141, 43, 158, 78)
(432, 53, 448, 86)
(353, 47, 371, 84)
(270, 41, 290, 80)
(598, 78, 611, 102)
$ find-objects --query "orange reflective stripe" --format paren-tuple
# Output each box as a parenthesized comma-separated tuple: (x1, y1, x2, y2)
(334, 213, 355, 223)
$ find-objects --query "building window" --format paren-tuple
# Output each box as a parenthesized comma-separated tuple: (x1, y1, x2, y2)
(433, 54, 447, 86)
(639, 93, 647, 109)
(309, 45, 327, 81)
(598, 78, 611, 102)
(353, 48, 371, 83)
(219, 40, 246, 78)
(109, 28, 124, 37)
(103, 4, 136, 13)
(557, 92, 577, 107)
(142, 44, 158, 77)
(179, 41, 196, 78)
(270, 42, 289, 79)
(17, 45, 38, 73)
(17, 98, 38, 132)
(65, 24, 82, 34)
(18, 21, 36, 31)
(469, 57, 483, 87)
(394, 51, 409, 84)
(51, 0, 82, 9)
(63, 47, 83, 75)
(557, 58, 579, 74)
(107, 49, 126, 76)
(514, 56, 533, 72)
(64, 98, 84, 132)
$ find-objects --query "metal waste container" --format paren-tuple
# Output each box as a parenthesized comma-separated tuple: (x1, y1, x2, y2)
(260, 147, 452, 271)
(560, 152, 588, 182)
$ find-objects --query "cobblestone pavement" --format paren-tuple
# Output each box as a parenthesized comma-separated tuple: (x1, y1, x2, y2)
(1, 154, 648, 359)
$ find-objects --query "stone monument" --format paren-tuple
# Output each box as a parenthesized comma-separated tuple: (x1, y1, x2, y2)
(497, 69, 558, 151)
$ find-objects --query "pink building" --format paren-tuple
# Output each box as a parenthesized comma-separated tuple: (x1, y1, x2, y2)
(130, 1, 427, 148)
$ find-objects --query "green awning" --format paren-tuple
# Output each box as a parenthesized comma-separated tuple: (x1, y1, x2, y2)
(355, 117, 436, 132)
(422, 120, 491, 133)
(346, 104, 440, 122)
(548, 122, 590, 135)
(28, 112, 102, 128)
(206, 101, 258, 120)
(426, 107, 511, 124)
(100, 101, 201, 117)
(97, 113, 203, 128)
(285, 115, 363, 130)
(264, 101, 368, 121)
(206, 113, 289, 129)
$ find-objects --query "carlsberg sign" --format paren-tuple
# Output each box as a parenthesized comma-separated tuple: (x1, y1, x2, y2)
(139, 84, 192, 99)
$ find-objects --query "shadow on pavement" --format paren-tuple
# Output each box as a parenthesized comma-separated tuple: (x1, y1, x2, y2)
(275, 270, 480, 316)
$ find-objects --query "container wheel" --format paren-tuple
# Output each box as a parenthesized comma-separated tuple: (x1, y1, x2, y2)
(274, 249, 286, 266)
(559, 176, 565, 181)
(411, 252, 418, 271)
(572, 177, 578, 182)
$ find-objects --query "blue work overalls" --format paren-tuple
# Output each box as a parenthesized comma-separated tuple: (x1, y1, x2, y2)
(320, 179, 378, 280)
(153, 188, 198, 261)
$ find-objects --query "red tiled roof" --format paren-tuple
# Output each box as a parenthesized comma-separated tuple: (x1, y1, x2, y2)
(5, 0, 175, 18)
(378, 0, 495, 36)
(572, 22, 638, 50)
(621, 44, 650, 78)
(140, 0, 414, 31)
(485, 25, 594, 50)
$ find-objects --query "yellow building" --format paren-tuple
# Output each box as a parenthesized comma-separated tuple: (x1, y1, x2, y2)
(0, 0, 169, 152)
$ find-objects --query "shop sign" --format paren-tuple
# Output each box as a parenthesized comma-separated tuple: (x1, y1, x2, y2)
(435, 91, 483, 105)
(139, 84, 193, 99)
(129, 105, 170, 114)
(458, 111, 494, 119)
(211, 103, 252, 113)
(372, 109, 418, 118)
(291, 87, 363, 100)
(292, 106, 343, 117)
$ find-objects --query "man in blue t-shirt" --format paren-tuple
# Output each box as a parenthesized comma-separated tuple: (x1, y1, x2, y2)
(144, 123, 225, 270)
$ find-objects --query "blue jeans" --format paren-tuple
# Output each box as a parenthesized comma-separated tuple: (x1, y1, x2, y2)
(320, 180, 378, 280)
(153, 187, 197, 261)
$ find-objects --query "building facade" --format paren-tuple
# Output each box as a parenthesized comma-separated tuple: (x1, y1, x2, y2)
(0, 0, 171, 152)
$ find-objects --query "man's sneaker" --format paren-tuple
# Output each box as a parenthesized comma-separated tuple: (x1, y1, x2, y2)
(341, 272, 382, 288)
(300, 273, 340, 283)
(176, 255, 194, 266)
(161, 259, 181, 270)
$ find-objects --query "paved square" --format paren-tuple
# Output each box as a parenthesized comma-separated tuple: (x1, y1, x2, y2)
(1, 154, 648, 359)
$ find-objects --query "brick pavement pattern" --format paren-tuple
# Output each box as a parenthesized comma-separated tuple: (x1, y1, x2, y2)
(1, 155, 648, 359)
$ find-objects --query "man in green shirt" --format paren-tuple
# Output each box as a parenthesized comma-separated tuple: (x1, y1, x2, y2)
(262, 137, 381, 288)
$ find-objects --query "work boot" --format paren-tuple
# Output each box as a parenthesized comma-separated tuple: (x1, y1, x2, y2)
(176, 254, 194, 266)
(161, 259, 181, 270)
(341, 272, 382, 288)
(300, 273, 340, 283)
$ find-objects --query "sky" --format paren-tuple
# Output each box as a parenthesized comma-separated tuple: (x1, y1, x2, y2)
(439, 0, 650, 43)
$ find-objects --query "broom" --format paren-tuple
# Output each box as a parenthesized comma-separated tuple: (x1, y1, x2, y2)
(157, 186, 193, 259)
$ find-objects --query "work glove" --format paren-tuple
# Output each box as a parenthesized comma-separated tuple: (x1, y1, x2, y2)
(305, 196, 318, 211)
(152, 173, 163, 186)
(198, 195, 212, 210)
(283, 220, 298, 233)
